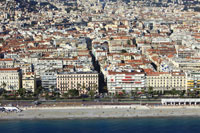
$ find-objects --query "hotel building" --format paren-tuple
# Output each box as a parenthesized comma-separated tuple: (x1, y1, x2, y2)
(0, 68, 22, 91)
(57, 72, 99, 94)
(146, 72, 187, 92)
(107, 70, 145, 94)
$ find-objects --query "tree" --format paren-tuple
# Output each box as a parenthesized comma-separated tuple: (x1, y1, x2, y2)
(88, 90, 95, 99)
(103, 86, 108, 93)
(45, 92, 49, 100)
(2, 82, 6, 91)
(2, 82, 6, 88)
(121, 49, 127, 53)
(148, 87, 153, 95)
(68, 89, 79, 97)
(77, 83, 81, 91)
(130, 90, 134, 96)
(122, 90, 126, 96)
(178, 90, 185, 98)
(132, 38, 136, 45)
(0, 82, 6, 96)
(63, 93, 68, 98)
(109, 37, 114, 41)
(52, 88, 60, 98)
(127, 40, 131, 45)
(34, 86, 43, 97)
(135, 87, 138, 93)
(141, 88, 145, 94)
(81, 83, 87, 94)
(92, 83, 98, 92)
(50, 85, 54, 91)
(18, 88, 26, 98)
(171, 88, 177, 97)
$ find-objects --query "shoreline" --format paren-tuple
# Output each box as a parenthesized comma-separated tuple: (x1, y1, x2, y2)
(1, 105, 200, 120)
(0, 115, 199, 121)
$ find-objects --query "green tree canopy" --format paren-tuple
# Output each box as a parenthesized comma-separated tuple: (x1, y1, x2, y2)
(18, 88, 26, 98)
(88, 90, 95, 99)
(68, 89, 79, 97)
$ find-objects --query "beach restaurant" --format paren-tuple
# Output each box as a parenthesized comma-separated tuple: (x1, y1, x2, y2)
(161, 99, 200, 105)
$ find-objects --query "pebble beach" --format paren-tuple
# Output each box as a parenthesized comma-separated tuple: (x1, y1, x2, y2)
(1, 105, 200, 120)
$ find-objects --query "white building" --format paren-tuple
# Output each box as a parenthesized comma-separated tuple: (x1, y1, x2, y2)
(0, 68, 22, 91)
(41, 71, 57, 90)
(107, 70, 145, 94)
(0, 58, 14, 68)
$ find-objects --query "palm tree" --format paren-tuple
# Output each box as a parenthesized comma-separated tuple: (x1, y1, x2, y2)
(0, 82, 6, 96)
(50, 85, 54, 92)
(135, 87, 139, 94)
(2, 82, 6, 91)
(92, 83, 98, 92)
(18, 88, 26, 98)
(130, 90, 134, 96)
(122, 90, 126, 96)
(34, 86, 43, 98)
(77, 83, 81, 93)
(88, 90, 95, 99)
(103, 86, 108, 93)
(141, 88, 145, 94)
(171, 88, 177, 98)
(148, 86, 153, 96)
(82, 83, 86, 94)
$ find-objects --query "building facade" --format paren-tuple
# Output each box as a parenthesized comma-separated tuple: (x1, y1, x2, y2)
(187, 72, 200, 91)
(22, 72, 36, 92)
(0, 58, 14, 68)
(57, 72, 99, 94)
(107, 70, 145, 94)
(146, 72, 187, 92)
(0, 68, 22, 91)
(40, 71, 57, 91)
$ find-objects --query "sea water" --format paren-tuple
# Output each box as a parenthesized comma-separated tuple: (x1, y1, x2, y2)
(0, 117, 200, 133)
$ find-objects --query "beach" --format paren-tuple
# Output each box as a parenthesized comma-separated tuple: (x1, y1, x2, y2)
(1, 105, 200, 119)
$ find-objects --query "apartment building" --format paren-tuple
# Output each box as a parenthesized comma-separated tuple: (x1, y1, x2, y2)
(57, 72, 99, 94)
(40, 71, 57, 91)
(0, 58, 14, 68)
(187, 72, 200, 91)
(34, 58, 63, 76)
(146, 72, 187, 92)
(170, 58, 200, 71)
(22, 72, 36, 92)
(0, 68, 22, 91)
(107, 70, 145, 94)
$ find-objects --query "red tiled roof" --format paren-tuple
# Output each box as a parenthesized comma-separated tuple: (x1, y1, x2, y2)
(0, 67, 20, 71)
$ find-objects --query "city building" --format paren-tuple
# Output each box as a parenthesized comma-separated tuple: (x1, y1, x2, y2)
(0, 58, 14, 68)
(40, 71, 57, 91)
(107, 70, 145, 94)
(146, 72, 187, 92)
(0, 68, 22, 91)
(187, 72, 200, 91)
(22, 72, 36, 92)
(57, 72, 99, 94)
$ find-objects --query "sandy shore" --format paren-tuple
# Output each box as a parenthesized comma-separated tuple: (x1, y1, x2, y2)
(1, 105, 200, 120)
